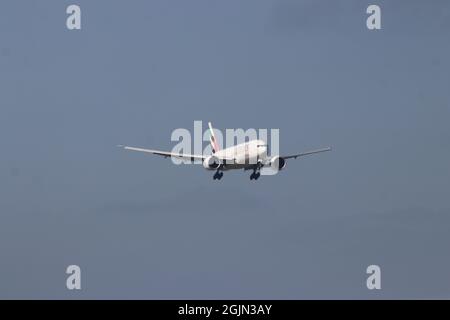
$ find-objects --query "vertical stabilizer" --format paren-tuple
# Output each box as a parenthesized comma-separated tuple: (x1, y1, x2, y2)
(208, 122, 220, 154)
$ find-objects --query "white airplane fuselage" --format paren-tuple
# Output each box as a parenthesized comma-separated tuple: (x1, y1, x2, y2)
(206, 139, 267, 171)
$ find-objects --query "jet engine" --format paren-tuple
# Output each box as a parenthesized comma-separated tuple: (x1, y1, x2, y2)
(269, 156, 286, 171)
(203, 155, 221, 170)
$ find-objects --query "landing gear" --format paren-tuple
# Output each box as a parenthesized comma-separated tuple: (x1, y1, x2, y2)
(250, 161, 263, 180)
(250, 171, 260, 180)
(213, 171, 224, 180)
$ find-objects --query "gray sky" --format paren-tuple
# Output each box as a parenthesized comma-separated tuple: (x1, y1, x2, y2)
(1, 0, 450, 299)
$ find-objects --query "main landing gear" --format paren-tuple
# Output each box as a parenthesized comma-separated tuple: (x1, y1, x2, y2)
(213, 170, 224, 180)
(250, 161, 263, 180)
(250, 170, 260, 180)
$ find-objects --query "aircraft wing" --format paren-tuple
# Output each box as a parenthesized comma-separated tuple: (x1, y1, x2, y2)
(282, 147, 332, 159)
(118, 145, 236, 162)
(118, 145, 206, 161)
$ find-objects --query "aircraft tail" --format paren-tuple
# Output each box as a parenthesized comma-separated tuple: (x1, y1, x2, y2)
(208, 122, 220, 154)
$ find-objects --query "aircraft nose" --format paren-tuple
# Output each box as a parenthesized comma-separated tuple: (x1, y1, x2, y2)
(257, 143, 268, 154)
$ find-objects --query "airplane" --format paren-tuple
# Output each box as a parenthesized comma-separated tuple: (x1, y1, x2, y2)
(118, 122, 331, 180)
